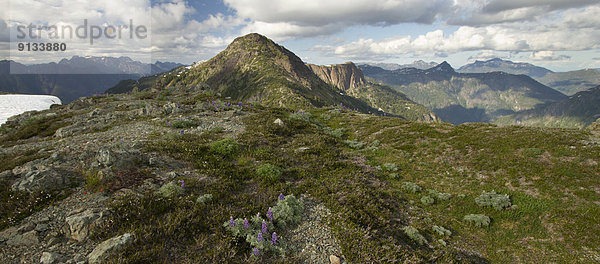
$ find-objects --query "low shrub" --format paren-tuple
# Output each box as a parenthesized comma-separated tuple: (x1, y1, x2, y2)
(256, 163, 282, 184)
(210, 138, 240, 157)
(157, 182, 184, 198)
(403, 226, 427, 245)
(475, 190, 511, 210)
(196, 193, 213, 204)
(402, 182, 422, 193)
(463, 214, 491, 227)
(421, 195, 435, 205)
(432, 225, 452, 237)
(382, 163, 398, 172)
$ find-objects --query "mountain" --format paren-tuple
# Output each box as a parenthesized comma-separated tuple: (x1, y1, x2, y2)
(0, 58, 183, 103)
(361, 62, 567, 124)
(110, 33, 437, 121)
(535, 69, 600, 96)
(496, 85, 600, 128)
(359, 60, 438, 71)
(307, 62, 438, 121)
(458, 58, 553, 78)
(457, 58, 600, 96)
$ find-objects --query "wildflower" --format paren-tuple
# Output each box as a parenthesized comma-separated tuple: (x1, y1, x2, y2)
(253, 248, 260, 256)
(267, 207, 273, 222)
(229, 216, 235, 227)
(262, 221, 268, 234)
(180, 130, 184, 135)
(178, 180, 184, 188)
(279, 193, 284, 201)
(271, 232, 277, 245)
(257, 232, 263, 242)
(243, 218, 249, 229)
(168, 122, 172, 127)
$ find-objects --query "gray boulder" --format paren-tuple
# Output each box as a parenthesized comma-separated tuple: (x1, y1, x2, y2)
(65, 208, 106, 242)
(88, 233, 133, 264)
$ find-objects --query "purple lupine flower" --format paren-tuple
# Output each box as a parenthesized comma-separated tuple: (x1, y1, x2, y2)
(243, 218, 249, 229)
(229, 216, 235, 227)
(178, 180, 184, 188)
(262, 221, 268, 234)
(180, 130, 184, 135)
(267, 207, 273, 222)
(257, 232, 263, 242)
(279, 193, 285, 201)
(253, 248, 260, 256)
(168, 122, 172, 127)
(271, 232, 277, 245)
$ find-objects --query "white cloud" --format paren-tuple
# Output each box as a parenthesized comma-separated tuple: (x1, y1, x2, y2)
(332, 5, 600, 60)
(225, 0, 454, 39)
(530, 51, 570, 61)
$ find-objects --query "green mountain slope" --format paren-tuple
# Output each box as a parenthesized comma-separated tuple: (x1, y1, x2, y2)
(160, 33, 375, 112)
(534, 69, 600, 96)
(361, 63, 567, 124)
(496, 85, 600, 128)
(307, 62, 439, 122)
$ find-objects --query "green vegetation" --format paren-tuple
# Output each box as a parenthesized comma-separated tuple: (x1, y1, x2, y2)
(210, 138, 240, 157)
(157, 182, 184, 198)
(255, 163, 282, 184)
(475, 191, 512, 210)
(403, 226, 427, 245)
(464, 214, 491, 227)
(79, 97, 600, 263)
(0, 113, 72, 147)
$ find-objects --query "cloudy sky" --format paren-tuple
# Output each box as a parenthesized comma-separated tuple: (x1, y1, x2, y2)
(1, 0, 600, 71)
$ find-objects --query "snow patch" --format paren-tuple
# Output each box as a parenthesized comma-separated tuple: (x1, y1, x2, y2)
(0, 95, 62, 125)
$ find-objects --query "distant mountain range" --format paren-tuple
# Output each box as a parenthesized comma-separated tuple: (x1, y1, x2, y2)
(107, 33, 438, 122)
(360, 60, 438, 71)
(0, 57, 183, 103)
(497, 85, 600, 129)
(458, 58, 600, 96)
(360, 62, 567, 124)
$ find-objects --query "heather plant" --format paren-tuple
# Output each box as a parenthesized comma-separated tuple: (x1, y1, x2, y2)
(402, 182, 422, 193)
(157, 181, 184, 198)
(210, 138, 240, 157)
(421, 195, 435, 205)
(256, 163, 282, 184)
(403, 226, 427, 245)
(475, 191, 511, 210)
(432, 225, 452, 237)
(464, 214, 491, 227)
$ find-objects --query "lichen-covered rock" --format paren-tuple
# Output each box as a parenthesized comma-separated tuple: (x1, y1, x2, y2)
(88, 233, 133, 264)
(65, 208, 106, 242)
(40, 252, 62, 264)
(11, 167, 73, 192)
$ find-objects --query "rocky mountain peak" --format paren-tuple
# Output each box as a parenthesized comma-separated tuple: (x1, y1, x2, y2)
(429, 61, 455, 73)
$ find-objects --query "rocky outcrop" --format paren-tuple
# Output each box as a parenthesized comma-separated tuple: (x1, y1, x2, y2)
(11, 162, 75, 192)
(88, 233, 134, 264)
(65, 208, 106, 242)
(307, 62, 366, 91)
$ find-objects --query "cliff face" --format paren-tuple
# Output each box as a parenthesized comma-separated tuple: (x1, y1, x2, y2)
(307, 62, 366, 92)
